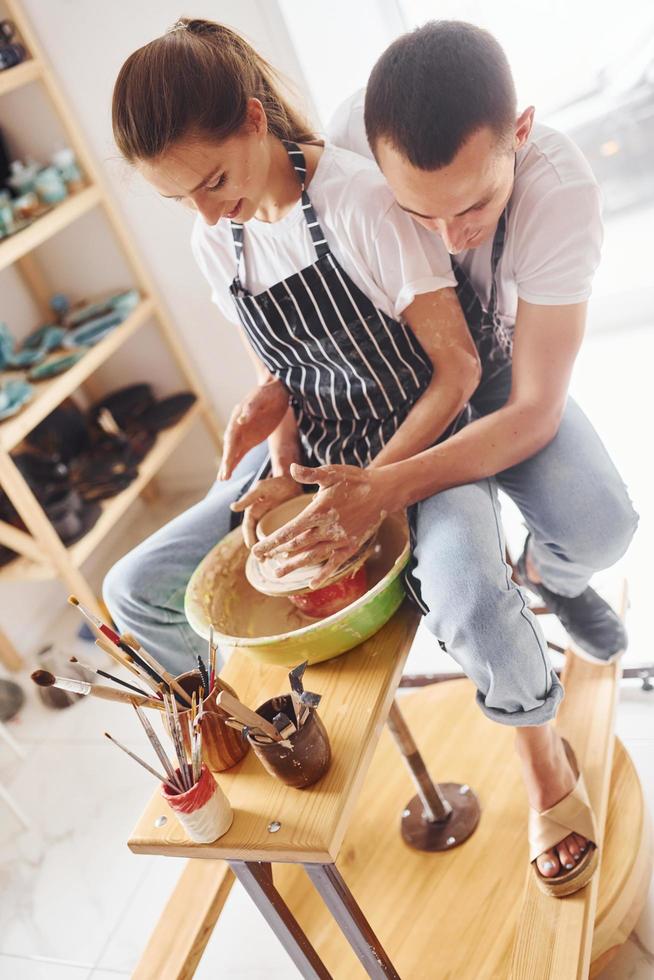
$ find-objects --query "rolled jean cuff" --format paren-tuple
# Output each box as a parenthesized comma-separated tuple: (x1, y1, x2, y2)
(475, 669, 564, 728)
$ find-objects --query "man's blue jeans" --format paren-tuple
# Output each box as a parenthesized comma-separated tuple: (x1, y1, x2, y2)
(103, 368, 638, 728)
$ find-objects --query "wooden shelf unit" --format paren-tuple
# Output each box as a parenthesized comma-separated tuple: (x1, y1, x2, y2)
(0, 56, 39, 97)
(0, 185, 101, 270)
(0, 0, 223, 668)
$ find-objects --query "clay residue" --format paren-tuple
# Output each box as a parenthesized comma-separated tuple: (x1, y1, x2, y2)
(205, 514, 406, 641)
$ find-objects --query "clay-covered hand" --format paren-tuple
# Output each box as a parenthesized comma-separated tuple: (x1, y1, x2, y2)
(251, 463, 394, 588)
(230, 474, 300, 549)
(217, 379, 290, 481)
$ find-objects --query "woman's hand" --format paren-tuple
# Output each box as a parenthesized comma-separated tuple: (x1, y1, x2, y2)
(218, 379, 290, 480)
(230, 474, 300, 548)
(251, 463, 398, 587)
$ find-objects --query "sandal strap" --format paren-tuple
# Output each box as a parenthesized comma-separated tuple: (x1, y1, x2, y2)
(528, 771, 598, 862)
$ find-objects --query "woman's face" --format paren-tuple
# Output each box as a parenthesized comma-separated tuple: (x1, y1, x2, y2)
(138, 99, 271, 225)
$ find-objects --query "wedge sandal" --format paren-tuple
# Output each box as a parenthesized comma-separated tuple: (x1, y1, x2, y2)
(529, 738, 599, 898)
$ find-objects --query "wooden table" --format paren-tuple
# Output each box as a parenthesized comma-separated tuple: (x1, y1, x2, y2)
(130, 603, 427, 977)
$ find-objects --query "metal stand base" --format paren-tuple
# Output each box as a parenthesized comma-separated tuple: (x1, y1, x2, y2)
(401, 782, 481, 852)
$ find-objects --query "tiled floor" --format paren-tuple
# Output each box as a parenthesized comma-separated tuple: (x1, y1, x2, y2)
(1, 210, 654, 977)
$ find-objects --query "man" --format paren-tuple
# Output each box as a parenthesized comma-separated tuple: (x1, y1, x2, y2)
(251, 21, 638, 894)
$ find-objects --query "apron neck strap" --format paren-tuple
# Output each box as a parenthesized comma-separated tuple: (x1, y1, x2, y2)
(230, 140, 332, 271)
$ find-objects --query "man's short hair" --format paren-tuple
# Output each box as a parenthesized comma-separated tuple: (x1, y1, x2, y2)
(364, 21, 517, 170)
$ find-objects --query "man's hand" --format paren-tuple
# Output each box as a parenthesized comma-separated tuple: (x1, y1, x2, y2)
(251, 463, 396, 587)
(230, 474, 300, 548)
(218, 380, 290, 481)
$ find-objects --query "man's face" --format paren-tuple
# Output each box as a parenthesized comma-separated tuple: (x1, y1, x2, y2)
(376, 112, 533, 254)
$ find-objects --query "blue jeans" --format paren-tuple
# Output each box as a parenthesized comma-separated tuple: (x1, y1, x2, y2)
(103, 369, 638, 728)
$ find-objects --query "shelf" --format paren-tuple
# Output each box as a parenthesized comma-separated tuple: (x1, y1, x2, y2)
(0, 58, 40, 97)
(0, 185, 101, 271)
(0, 297, 155, 451)
(0, 400, 204, 581)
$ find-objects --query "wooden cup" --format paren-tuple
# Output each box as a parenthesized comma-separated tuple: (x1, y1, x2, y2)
(246, 693, 331, 789)
(174, 669, 248, 772)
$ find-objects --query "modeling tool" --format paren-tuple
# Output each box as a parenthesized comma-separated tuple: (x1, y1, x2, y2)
(273, 712, 297, 739)
(216, 690, 282, 742)
(30, 669, 163, 709)
(289, 660, 309, 725)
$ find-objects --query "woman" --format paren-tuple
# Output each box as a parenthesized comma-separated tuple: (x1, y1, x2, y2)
(104, 17, 594, 896)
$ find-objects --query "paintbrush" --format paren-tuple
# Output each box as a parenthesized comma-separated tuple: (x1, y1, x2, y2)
(132, 703, 184, 793)
(69, 656, 154, 699)
(196, 655, 209, 692)
(208, 625, 216, 690)
(68, 597, 160, 682)
(166, 693, 192, 790)
(105, 732, 177, 791)
(121, 636, 192, 708)
(92, 635, 162, 694)
(216, 690, 282, 742)
(31, 669, 164, 710)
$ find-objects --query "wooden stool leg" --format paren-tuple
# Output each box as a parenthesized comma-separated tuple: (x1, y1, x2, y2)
(304, 863, 399, 980)
(229, 861, 330, 980)
(0, 626, 22, 671)
(386, 698, 481, 851)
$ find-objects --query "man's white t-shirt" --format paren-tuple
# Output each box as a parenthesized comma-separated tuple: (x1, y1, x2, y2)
(191, 142, 456, 327)
(328, 90, 603, 332)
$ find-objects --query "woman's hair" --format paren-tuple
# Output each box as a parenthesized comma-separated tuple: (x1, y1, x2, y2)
(112, 17, 316, 162)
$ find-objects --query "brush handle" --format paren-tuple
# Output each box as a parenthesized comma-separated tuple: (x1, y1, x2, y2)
(216, 691, 281, 741)
(124, 642, 193, 707)
(94, 636, 161, 693)
(89, 682, 163, 710)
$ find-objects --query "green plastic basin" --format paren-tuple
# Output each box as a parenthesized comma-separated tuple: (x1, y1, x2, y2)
(184, 512, 410, 667)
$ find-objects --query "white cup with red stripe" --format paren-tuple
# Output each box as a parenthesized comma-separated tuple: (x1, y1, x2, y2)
(161, 764, 233, 843)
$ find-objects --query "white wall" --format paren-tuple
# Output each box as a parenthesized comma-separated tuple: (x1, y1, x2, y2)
(0, 1, 316, 657)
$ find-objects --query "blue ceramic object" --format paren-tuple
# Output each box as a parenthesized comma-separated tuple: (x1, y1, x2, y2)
(28, 351, 85, 381)
(64, 289, 140, 329)
(34, 166, 68, 205)
(0, 322, 13, 370)
(22, 324, 66, 352)
(0, 379, 34, 420)
(62, 312, 122, 349)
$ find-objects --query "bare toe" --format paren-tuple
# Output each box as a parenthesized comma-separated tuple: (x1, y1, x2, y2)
(565, 833, 582, 861)
(556, 840, 575, 870)
(537, 848, 561, 877)
(573, 832, 588, 853)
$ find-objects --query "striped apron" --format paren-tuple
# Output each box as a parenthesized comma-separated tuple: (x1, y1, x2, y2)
(228, 142, 509, 613)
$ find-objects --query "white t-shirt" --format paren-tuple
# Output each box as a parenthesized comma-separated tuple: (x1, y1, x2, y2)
(328, 90, 603, 330)
(191, 142, 456, 327)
